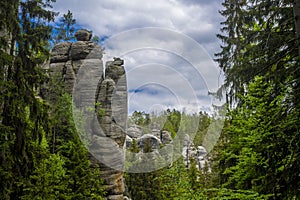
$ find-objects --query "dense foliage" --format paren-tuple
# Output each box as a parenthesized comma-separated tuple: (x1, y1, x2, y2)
(0, 0, 104, 199)
(125, 110, 268, 199)
(213, 0, 300, 199)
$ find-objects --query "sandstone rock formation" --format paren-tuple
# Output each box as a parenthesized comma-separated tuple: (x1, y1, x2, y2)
(75, 29, 92, 41)
(182, 135, 210, 171)
(48, 29, 126, 200)
(126, 124, 172, 149)
(137, 134, 161, 150)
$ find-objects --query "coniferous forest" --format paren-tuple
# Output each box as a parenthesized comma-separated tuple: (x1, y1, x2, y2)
(1, 0, 300, 199)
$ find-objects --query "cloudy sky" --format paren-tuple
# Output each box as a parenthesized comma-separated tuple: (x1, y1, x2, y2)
(53, 0, 225, 115)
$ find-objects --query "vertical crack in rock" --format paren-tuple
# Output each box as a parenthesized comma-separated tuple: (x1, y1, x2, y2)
(48, 29, 126, 200)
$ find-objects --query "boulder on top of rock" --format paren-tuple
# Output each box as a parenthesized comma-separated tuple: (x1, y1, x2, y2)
(75, 29, 92, 41)
(112, 57, 124, 65)
(105, 58, 125, 83)
(137, 134, 161, 150)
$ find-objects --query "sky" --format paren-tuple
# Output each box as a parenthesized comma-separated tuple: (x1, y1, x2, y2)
(52, 0, 225, 115)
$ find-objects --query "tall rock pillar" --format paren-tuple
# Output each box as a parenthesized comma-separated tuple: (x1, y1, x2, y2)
(48, 29, 127, 200)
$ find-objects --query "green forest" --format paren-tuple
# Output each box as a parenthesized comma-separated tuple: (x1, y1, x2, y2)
(1, 0, 300, 199)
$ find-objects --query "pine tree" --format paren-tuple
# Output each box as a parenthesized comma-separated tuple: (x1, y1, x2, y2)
(52, 10, 76, 44)
(49, 92, 105, 199)
(0, 0, 56, 198)
(215, 76, 300, 199)
(21, 154, 68, 200)
(214, 1, 300, 198)
(216, 0, 298, 103)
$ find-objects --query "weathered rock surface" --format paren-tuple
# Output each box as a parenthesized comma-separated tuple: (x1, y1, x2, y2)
(161, 130, 172, 144)
(50, 42, 71, 63)
(48, 29, 126, 200)
(182, 135, 210, 171)
(96, 57, 127, 148)
(127, 125, 143, 138)
(75, 29, 92, 41)
(69, 41, 103, 60)
(125, 135, 133, 148)
(137, 134, 161, 150)
(126, 125, 172, 148)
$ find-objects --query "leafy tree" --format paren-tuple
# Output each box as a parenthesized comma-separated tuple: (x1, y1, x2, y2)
(214, 0, 300, 199)
(194, 111, 210, 146)
(162, 109, 181, 138)
(188, 158, 199, 191)
(125, 138, 164, 200)
(0, 1, 105, 199)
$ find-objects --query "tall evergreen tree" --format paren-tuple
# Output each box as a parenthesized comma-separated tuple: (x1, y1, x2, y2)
(0, 0, 56, 198)
(214, 0, 300, 199)
(49, 93, 105, 199)
(214, 76, 300, 199)
(216, 0, 298, 103)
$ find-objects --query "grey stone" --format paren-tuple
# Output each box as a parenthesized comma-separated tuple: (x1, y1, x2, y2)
(151, 129, 161, 138)
(137, 134, 161, 150)
(75, 29, 92, 41)
(50, 42, 71, 63)
(127, 125, 143, 138)
(161, 130, 172, 144)
(105, 63, 126, 83)
(112, 57, 124, 65)
(63, 61, 76, 94)
(49, 62, 65, 76)
(125, 135, 133, 148)
(48, 39, 127, 200)
(71, 60, 83, 75)
(106, 195, 124, 200)
(70, 41, 103, 60)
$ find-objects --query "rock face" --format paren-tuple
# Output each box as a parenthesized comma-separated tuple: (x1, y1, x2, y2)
(182, 135, 210, 171)
(75, 29, 92, 41)
(48, 29, 126, 200)
(137, 134, 161, 150)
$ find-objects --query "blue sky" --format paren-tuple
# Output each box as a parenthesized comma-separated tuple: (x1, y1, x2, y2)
(52, 0, 225, 115)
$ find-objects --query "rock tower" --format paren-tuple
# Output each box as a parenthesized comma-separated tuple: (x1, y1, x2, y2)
(48, 29, 127, 200)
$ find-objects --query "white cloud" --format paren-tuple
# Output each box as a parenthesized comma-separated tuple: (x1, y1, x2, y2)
(53, 0, 223, 49)
(52, 0, 225, 114)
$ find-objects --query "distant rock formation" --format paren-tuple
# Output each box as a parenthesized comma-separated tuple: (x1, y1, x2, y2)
(125, 124, 172, 150)
(182, 135, 210, 171)
(126, 124, 210, 172)
(48, 29, 126, 200)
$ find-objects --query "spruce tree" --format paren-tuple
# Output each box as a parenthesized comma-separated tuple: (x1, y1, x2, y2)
(0, 0, 56, 198)
(214, 0, 300, 198)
